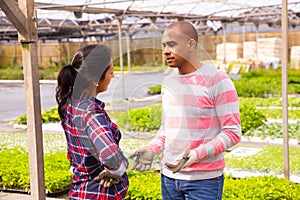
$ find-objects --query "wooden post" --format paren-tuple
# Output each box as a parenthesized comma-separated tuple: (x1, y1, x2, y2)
(0, 0, 46, 199)
(281, 0, 290, 180)
(19, 0, 46, 199)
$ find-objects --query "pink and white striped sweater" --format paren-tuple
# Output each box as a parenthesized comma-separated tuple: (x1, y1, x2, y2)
(147, 64, 241, 180)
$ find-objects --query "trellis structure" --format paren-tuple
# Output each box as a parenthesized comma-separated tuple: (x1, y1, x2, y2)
(0, 0, 294, 199)
(0, 1, 300, 41)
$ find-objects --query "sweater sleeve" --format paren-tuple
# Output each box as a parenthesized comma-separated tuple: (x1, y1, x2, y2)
(194, 72, 241, 161)
(146, 122, 165, 155)
(146, 88, 166, 155)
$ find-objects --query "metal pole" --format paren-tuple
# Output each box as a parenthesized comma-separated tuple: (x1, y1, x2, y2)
(222, 24, 226, 64)
(255, 23, 259, 69)
(162, 31, 165, 68)
(117, 17, 125, 100)
(281, 0, 290, 180)
(126, 31, 131, 72)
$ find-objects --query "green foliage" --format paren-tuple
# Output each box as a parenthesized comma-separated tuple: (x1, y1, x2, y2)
(239, 103, 267, 133)
(14, 114, 27, 125)
(239, 97, 300, 107)
(245, 122, 300, 140)
(41, 107, 60, 123)
(15, 106, 60, 125)
(115, 101, 266, 134)
(224, 175, 300, 200)
(239, 97, 300, 121)
(233, 77, 281, 97)
(147, 85, 161, 94)
(0, 67, 24, 80)
(125, 170, 161, 200)
(125, 170, 300, 200)
(260, 108, 300, 120)
(0, 146, 71, 193)
(0, 147, 30, 189)
(233, 69, 300, 97)
(1, 134, 300, 198)
(44, 151, 72, 193)
(0, 64, 167, 80)
(225, 146, 300, 175)
(0, 66, 61, 80)
(115, 104, 162, 133)
(13, 98, 272, 138)
(113, 65, 166, 72)
(39, 69, 59, 80)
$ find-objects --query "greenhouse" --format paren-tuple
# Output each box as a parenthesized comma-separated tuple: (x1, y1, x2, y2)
(0, 0, 300, 199)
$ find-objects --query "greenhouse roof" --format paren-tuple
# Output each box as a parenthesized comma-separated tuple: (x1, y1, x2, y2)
(0, 0, 300, 41)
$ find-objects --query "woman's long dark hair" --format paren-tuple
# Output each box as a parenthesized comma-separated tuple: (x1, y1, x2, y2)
(55, 44, 111, 121)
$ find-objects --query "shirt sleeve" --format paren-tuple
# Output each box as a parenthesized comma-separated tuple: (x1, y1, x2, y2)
(85, 111, 128, 176)
(194, 73, 241, 161)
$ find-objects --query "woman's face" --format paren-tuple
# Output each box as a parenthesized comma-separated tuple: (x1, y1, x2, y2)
(96, 61, 114, 93)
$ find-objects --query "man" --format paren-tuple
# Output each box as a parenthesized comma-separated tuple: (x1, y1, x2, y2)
(130, 21, 241, 200)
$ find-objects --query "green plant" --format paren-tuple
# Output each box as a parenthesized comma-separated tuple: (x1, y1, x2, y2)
(239, 97, 300, 108)
(239, 103, 267, 133)
(225, 146, 300, 175)
(233, 69, 300, 97)
(1, 132, 300, 199)
(125, 170, 161, 200)
(245, 122, 300, 140)
(233, 77, 281, 97)
(126, 170, 300, 200)
(44, 151, 72, 193)
(115, 100, 266, 134)
(224, 175, 300, 200)
(0, 68, 24, 80)
(0, 147, 30, 189)
(147, 85, 161, 94)
(0, 146, 71, 193)
(114, 104, 162, 133)
(15, 106, 60, 125)
(259, 108, 300, 120)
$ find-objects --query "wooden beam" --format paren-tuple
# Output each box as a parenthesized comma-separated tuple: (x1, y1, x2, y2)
(0, 1, 46, 198)
(0, 0, 28, 37)
(18, 0, 46, 199)
(281, 0, 290, 181)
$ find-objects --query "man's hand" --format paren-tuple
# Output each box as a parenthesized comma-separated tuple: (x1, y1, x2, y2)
(128, 147, 155, 172)
(165, 150, 197, 173)
(94, 170, 121, 188)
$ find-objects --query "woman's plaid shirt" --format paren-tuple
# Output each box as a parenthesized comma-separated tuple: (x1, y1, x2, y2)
(62, 93, 128, 200)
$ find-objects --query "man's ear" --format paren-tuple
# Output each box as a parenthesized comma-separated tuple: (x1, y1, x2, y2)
(187, 39, 196, 51)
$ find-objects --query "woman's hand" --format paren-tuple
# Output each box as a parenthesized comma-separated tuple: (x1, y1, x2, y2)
(94, 169, 121, 188)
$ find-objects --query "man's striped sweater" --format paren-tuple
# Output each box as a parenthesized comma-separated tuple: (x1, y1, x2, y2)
(147, 64, 241, 180)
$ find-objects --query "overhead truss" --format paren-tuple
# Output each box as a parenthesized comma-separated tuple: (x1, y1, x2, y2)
(0, 1, 300, 41)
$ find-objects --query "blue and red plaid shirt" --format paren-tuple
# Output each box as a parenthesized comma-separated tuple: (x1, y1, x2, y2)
(62, 92, 129, 200)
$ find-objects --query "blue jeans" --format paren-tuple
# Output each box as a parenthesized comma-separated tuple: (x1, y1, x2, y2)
(161, 174, 224, 200)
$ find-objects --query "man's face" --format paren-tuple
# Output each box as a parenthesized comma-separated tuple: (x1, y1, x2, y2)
(162, 29, 189, 68)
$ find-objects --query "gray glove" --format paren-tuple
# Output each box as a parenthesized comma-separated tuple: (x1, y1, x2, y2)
(165, 150, 197, 173)
(129, 147, 155, 172)
(94, 169, 121, 188)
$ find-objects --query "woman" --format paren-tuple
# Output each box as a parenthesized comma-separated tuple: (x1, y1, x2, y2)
(56, 44, 129, 200)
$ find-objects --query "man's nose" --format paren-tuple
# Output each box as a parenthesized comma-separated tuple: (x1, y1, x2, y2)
(163, 47, 171, 55)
